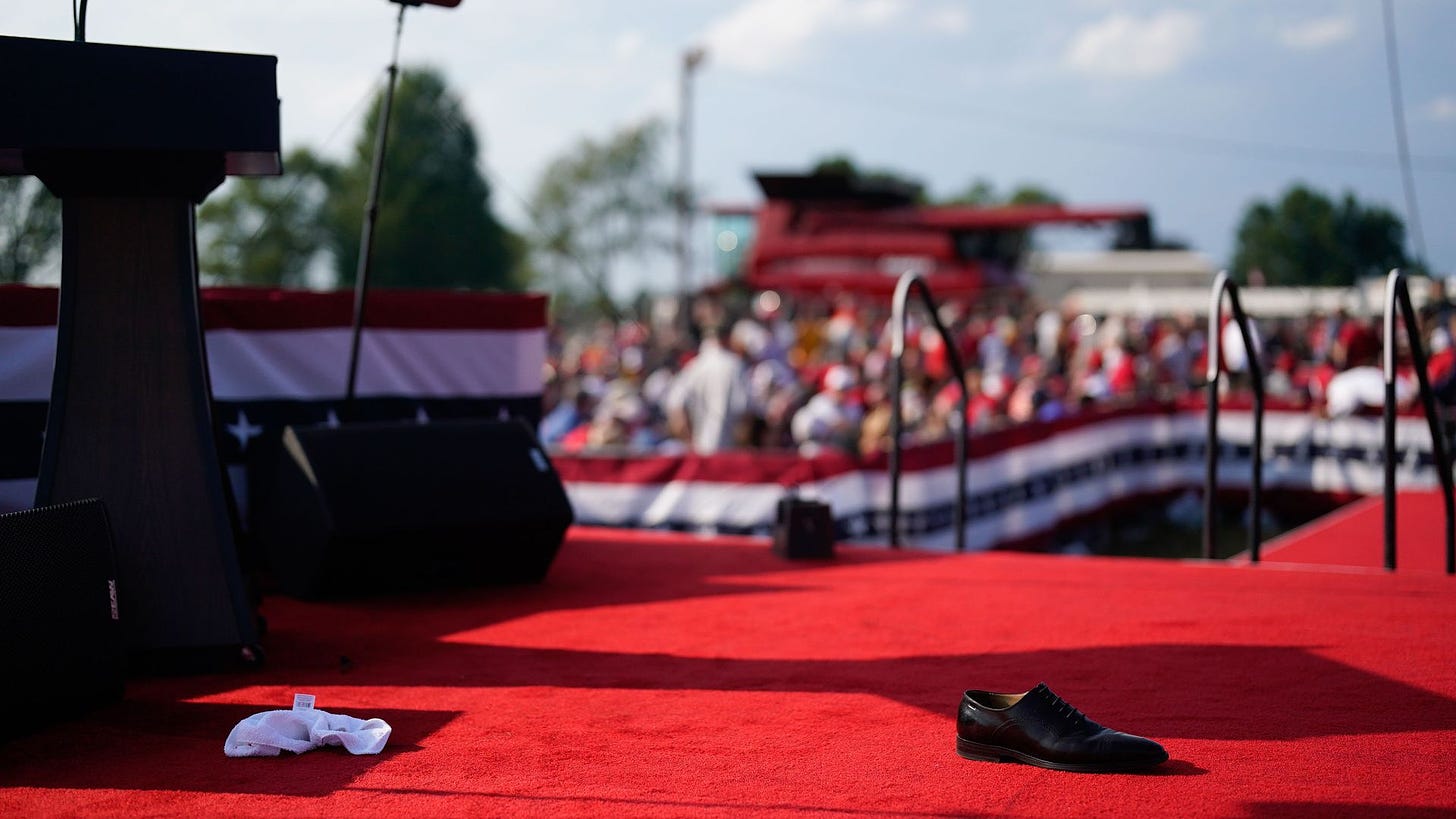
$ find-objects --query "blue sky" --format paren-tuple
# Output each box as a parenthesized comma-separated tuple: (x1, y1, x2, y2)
(7, 1, 1455, 292)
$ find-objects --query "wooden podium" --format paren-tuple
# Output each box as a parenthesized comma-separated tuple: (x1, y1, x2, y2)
(0, 36, 281, 663)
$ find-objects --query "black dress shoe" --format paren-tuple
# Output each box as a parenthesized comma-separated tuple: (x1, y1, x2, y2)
(956, 683, 1167, 772)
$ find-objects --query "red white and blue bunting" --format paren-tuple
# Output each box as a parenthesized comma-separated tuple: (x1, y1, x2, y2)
(553, 405, 1445, 550)
(0, 286, 548, 518)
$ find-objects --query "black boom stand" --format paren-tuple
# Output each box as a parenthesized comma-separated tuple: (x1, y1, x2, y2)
(344, 0, 463, 416)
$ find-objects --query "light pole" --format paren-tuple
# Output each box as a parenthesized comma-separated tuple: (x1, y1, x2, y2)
(675, 46, 706, 304)
(344, 0, 463, 413)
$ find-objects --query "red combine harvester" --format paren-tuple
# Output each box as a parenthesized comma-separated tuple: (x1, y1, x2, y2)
(714, 172, 1153, 302)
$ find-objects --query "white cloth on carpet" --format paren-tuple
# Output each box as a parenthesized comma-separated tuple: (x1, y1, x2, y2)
(224, 708, 392, 758)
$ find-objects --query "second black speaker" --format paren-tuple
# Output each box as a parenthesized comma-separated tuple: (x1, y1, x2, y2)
(255, 419, 574, 598)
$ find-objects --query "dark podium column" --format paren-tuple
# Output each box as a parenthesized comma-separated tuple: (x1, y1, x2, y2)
(1, 36, 282, 662)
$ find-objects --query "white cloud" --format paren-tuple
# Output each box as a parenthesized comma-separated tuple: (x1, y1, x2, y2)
(1278, 15, 1355, 51)
(702, 0, 906, 73)
(925, 6, 970, 35)
(612, 30, 646, 61)
(848, 0, 905, 28)
(1063, 10, 1204, 78)
(1423, 95, 1456, 123)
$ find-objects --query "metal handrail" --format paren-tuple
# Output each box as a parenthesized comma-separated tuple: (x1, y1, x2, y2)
(1382, 269, 1455, 574)
(1204, 271, 1266, 561)
(888, 273, 969, 551)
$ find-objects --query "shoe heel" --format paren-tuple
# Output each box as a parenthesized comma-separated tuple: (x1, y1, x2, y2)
(955, 737, 1009, 762)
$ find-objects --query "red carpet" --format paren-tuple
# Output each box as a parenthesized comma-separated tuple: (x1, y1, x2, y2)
(1257, 490, 1453, 573)
(3, 527, 1455, 817)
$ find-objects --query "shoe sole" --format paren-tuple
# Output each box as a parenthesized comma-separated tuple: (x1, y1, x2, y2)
(955, 737, 1166, 773)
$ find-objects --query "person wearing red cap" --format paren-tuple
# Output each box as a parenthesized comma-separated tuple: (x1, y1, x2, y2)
(1323, 318, 1412, 417)
(1428, 325, 1456, 404)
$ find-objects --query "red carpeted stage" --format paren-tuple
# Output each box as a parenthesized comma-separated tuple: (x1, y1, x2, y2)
(2, 523, 1454, 817)
(1255, 490, 1452, 574)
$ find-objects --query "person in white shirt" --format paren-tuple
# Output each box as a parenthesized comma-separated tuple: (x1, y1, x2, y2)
(1324, 366, 1414, 417)
(1220, 315, 1262, 375)
(662, 322, 750, 454)
(1322, 324, 1413, 417)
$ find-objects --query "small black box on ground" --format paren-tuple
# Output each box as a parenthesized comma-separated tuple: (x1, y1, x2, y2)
(772, 496, 835, 559)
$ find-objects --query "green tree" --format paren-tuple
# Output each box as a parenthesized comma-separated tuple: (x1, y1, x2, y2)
(528, 119, 672, 313)
(1003, 184, 1063, 207)
(325, 67, 523, 290)
(811, 154, 858, 178)
(0, 177, 61, 283)
(943, 178, 999, 207)
(811, 154, 926, 201)
(198, 148, 335, 286)
(941, 178, 1063, 207)
(1232, 184, 1413, 286)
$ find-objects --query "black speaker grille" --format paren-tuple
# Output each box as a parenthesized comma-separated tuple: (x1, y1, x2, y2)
(0, 498, 124, 732)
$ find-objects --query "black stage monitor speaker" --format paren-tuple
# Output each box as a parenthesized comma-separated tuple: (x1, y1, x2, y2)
(257, 419, 574, 598)
(773, 495, 835, 559)
(0, 498, 124, 737)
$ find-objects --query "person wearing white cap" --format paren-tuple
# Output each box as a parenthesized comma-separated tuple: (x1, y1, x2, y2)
(790, 364, 863, 453)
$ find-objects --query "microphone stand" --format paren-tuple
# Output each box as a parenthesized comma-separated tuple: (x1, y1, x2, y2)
(343, 0, 410, 418)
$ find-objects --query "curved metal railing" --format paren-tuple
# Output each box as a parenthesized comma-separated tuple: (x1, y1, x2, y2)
(1204, 271, 1266, 561)
(1382, 269, 1455, 574)
(888, 273, 969, 551)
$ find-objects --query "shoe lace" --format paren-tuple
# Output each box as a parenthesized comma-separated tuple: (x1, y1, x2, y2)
(1036, 685, 1088, 729)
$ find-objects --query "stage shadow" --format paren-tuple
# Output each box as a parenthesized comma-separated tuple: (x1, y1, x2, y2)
(118, 639, 1456, 746)
(0, 700, 457, 797)
(259, 640, 1453, 742)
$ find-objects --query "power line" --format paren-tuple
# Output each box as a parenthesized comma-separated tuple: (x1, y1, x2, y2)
(238, 79, 381, 250)
(417, 105, 642, 310)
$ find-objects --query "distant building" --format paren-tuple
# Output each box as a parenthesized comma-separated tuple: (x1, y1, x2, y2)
(1026, 249, 1215, 306)
(1051, 260, 1430, 319)
(709, 171, 1151, 301)
(707, 173, 1430, 318)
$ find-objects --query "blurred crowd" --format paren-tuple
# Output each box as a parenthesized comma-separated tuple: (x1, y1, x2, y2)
(539, 287, 1456, 458)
